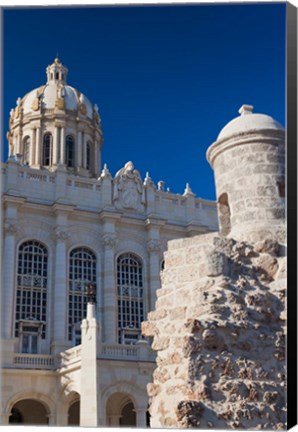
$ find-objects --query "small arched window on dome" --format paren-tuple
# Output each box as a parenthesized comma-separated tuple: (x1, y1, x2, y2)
(22, 136, 30, 165)
(86, 141, 92, 171)
(66, 135, 75, 168)
(42, 133, 53, 166)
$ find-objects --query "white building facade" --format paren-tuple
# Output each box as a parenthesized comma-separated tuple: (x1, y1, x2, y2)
(1, 59, 218, 426)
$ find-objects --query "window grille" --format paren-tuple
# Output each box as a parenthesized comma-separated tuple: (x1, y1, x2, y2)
(68, 247, 96, 342)
(15, 240, 48, 338)
(117, 253, 144, 344)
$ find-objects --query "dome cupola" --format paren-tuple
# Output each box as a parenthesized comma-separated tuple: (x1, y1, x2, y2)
(7, 59, 103, 178)
(46, 57, 68, 85)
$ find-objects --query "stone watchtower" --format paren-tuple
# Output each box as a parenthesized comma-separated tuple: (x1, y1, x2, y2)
(143, 105, 286, 430)
(207, 105, 285, 243)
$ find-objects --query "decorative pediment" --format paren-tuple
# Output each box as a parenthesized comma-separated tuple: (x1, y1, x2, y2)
(113, 161, 145, 212)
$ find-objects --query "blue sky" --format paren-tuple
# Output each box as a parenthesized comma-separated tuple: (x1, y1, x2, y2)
(2, 3, 286, 200)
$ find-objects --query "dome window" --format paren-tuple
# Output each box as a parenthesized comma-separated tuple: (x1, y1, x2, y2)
(43, 133, 53, 166)
(23, 136, 30, 165)
(55, 72, 59, 80)
(66, 135, 75, 168)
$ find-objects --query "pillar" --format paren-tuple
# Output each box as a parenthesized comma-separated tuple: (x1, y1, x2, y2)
(52, 226, 69, 354)
(147, 240, 162, 311)
(35, 127, 41, 165)
(135, 407, 148, 428)
(53, 126, 60, 165)
(0, 413, 10, 425)
(83, 132, 87, 169)
(60, 127, 65, 164)
(77, 130, 82, 167)
(80, 303, 99, 426)
(2, 220, 17, 339)
(29, 128, 35, 166)
(102, 231, 117, 343)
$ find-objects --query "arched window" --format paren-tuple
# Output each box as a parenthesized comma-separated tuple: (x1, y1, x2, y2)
(15, 241, 48, 351)
(117, 253, 144, 344)
(68, 247, 97, 344)
(23, 136, 30, 164)
(66, 135, 75, 168)
(86, 142, 91, 170)
(42, 133, 53, 166)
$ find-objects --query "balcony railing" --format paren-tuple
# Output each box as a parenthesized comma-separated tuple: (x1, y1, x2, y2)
(13, 353, 56, 370)
(12, 342, 156, 372)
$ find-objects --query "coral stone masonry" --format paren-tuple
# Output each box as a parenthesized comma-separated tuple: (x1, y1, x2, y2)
(142, 105, 286, 429)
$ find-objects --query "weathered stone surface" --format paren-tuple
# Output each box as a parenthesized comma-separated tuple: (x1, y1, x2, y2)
(144, 235, 286, 429)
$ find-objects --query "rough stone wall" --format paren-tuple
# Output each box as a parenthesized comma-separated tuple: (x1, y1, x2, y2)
(142, 233, 286, 429)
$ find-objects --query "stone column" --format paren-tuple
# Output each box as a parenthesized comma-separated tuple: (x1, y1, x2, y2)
(80, 303, 99, 426)
(77, 130, 82, 168)
(53, 126, 60, 165)
(109, 414, 121, 426)
(135, 407, 148, 428)
(146, 234, 163, 312)
(29, 127, 36, 166)
(102, 232, 117, 343)
(52, 226, 69, 354)
(0, 413, 10, 425)
(2, 219, 18, 339)
(35, 127, 41, 165)
(83, 133, 87, 169)
(60, 127, 65, 164)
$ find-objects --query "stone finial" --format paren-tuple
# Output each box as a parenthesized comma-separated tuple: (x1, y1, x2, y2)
(144, 171, 155, 188)
(16, 97, 21, 107)
(183, 183, 195, 197)
(157, 181, 165, 191)
(238, 104, 254, 116)
(101, 163, 111, 179)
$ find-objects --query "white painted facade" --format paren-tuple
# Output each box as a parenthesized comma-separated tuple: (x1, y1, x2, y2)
(1, 59, 218, 426)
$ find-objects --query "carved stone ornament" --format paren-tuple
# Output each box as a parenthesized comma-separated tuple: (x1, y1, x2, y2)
(113, 161, 145, 212)
(55, 227, 70, 241)
(102, 233, 117, 249)
(31, 98, 40, 111)
(55, 98, 65, 110)
(147, 239, 162, 254)
(4, 219, 18, 235)
(79, 103, 87, 115)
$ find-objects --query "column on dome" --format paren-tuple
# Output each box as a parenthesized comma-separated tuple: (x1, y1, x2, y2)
(29, 127, 36, 166)
(53, 125, 60, 165)
(35, 126, 41, 165)
(83, 132, 87, 169)
(77, 130, 83, 168)
(60, 126, 65, 164)
(2, 219, 18, 339)
(16, 131, 22, 155)
(93, 140, 98, 176)
(101, 216, 119, 343)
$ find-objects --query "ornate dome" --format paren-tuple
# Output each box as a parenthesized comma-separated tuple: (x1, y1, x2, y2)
(7, 58, 103, 178)
(19, 58, 96, 120)
(217, 104, 284, 141)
